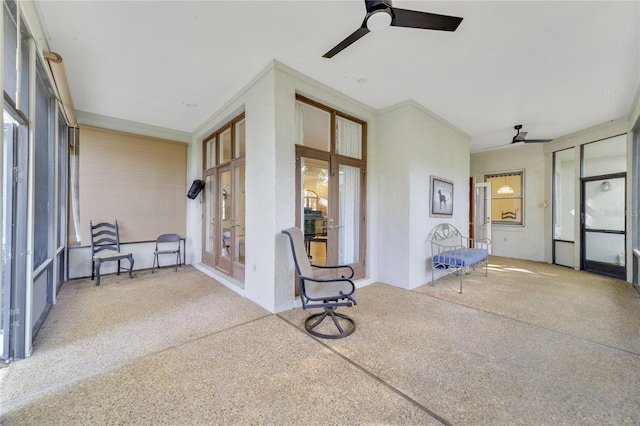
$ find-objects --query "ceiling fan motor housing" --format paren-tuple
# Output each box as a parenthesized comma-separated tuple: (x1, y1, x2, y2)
(365, 0, 394, 26)
(365, 0, 394, 14)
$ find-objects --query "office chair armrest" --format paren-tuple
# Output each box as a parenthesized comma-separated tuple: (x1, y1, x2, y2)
(299, 274, 356, 299)
(309, 263, 355, 279)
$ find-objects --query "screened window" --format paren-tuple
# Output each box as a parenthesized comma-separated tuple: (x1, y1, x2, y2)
(485, 171, 524, 225)
(3, 1, 30, 115)
(582, 134, 626, 177)
(33, 65, 54, 269)
(553, 148, 575, 241)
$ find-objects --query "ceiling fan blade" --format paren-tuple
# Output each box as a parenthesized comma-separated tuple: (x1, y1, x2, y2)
(512, 131, 528, 143)
(323, 25, 370, 58)
(391, 8, 463, 31)
(523, 139, 553, 143)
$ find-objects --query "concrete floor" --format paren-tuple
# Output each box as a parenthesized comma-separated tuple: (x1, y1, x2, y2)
(1, 257, 639, 425)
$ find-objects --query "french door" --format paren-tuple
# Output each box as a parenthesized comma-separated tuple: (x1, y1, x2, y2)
(297, 147, 366, 280)
(201, 114, 245, 284)
(202, 159, 245, 283)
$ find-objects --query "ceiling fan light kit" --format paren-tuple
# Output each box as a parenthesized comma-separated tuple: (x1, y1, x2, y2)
(366, 9, 392, 31)
(323, 0, 463, 58)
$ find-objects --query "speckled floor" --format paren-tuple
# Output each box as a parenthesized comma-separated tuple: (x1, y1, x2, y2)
(1, 258, 639, 425)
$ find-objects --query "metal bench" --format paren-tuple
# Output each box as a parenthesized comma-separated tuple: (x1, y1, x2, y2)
(431, 223, 491, 293)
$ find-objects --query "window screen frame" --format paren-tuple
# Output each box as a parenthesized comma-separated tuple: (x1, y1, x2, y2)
(484, 170, 525, 226)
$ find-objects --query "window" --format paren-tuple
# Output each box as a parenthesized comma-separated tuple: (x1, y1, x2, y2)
(553, 148, 575, 241)
(582, 134, 626, 177)
(485, 171, 524, 225)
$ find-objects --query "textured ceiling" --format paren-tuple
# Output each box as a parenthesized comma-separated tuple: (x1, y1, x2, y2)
(34, 1, 640, 152)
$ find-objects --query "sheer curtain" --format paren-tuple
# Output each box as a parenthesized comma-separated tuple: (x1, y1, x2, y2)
(295, 101, 304, 146)
(339, 164, 360, 264)
(69, 127, 81, 245)
(336, 117, 362, 159)
(336, 117, 362, 264)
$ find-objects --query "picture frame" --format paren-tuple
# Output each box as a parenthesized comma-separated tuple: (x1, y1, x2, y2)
(430, 176, 454, 217)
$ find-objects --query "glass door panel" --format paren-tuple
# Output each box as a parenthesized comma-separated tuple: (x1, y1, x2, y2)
(584, 178, 625, 231)
(474, 182, 492, 253)
(202, 170, 215, 267)
(216, 167, 232, 274)
(232, 161, 245, 282)
(585, 233, 625, 263)
(301, 157, 329, 266)
(582, 175, 626, 279)
(332, 156, 365, 278)
(338, 163, 360, 264)
(553, 148, 576, 267)
(2, 119, 16, 361)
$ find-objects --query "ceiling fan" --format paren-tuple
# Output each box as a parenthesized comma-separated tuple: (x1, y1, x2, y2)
(323, 0, 463, 58)
(511, 125, 553, 144)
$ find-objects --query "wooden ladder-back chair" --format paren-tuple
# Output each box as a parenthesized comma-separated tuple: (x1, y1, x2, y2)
(90, 220, 135, 286)
(282, 227, 357, 339)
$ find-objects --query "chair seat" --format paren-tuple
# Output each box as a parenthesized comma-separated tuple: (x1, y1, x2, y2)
(94, 252, 132, 261)
(154, 249, 178, 255)
(433, 248, 488, 268)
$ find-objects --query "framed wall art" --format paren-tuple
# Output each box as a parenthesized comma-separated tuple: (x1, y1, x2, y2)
(430, 176, 454, 217)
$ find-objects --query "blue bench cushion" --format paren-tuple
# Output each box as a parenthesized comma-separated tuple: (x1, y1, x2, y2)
(433, 248, 488, 268)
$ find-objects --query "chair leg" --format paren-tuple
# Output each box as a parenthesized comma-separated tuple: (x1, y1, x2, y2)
(128, 255, 134, 279)
(174, 252, 179, 272)
(95, 260, 102, 286)
(152, 254, 157, 273)
(304, 307, 355, 339)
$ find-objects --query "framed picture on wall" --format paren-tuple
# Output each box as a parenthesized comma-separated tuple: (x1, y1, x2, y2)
(430, 176, 454, 217)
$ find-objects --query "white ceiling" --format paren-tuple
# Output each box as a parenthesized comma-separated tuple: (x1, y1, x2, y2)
(34, 1, 639, 152)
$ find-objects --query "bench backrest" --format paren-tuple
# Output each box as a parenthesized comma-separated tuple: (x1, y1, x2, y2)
(431, 223, 464, 249)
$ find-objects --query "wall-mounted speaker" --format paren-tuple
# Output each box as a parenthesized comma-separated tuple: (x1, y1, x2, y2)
(187, 179, 204, 199)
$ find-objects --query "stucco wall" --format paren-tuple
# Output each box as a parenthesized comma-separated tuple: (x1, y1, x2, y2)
(378, 101, 470, 289)
(188, 61, 379, 313)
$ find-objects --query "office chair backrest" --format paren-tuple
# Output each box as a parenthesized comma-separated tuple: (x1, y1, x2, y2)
(282, 227, 313, 277)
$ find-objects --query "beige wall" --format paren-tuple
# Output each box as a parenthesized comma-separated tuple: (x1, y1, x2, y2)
(78, 126, 187, 245)
(471, 144, 547, 261)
